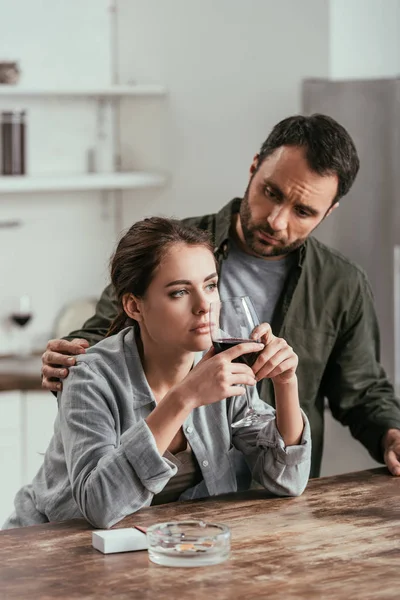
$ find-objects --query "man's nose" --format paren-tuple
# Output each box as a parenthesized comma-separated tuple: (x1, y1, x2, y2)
(267, 206, 289, 231)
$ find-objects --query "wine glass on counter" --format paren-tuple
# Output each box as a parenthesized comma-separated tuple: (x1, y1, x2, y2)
(209, 296, 271, 428)
(9, 294, 33, 357)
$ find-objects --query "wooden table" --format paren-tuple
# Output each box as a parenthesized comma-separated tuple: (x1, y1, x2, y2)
(1, 468, 399, 599)
(0, 354, 42, 391)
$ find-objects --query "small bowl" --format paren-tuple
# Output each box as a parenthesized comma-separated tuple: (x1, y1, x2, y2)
(146, 520, 231, 567)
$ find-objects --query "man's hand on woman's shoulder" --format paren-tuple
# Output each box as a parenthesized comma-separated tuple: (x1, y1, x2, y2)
(41, 338, 89, 392)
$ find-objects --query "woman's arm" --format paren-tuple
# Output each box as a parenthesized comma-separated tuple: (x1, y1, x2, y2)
(59, 361, 178, 529)
(145, 343, 261, 455)
(230, 387, 311, 497)
(274, 378, 303, 446)
(252, 323, 304, 446)
(231, 323, 311, 496)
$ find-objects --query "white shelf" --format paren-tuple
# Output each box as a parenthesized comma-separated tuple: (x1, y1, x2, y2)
(0, 84, 166, 98)
(0, 172, 166, 193)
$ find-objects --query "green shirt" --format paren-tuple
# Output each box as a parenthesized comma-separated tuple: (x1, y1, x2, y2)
(65, 198, 400, 477)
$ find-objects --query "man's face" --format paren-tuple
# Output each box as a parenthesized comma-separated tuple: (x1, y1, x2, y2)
(238, 146, 339, 258)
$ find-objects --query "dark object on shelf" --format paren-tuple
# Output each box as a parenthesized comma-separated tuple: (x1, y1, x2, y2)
(1, 111, 26, 175)
(0, 220, 21, 228)
(0, 61, 20, 84)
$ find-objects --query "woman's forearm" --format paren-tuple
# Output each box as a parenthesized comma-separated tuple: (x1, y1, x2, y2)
(145, 389, 194, 455)
(273, 377, 304, 446)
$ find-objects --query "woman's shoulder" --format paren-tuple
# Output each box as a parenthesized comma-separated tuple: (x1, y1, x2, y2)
(75, 327, 135, 375)
(59, 327, 146, 408)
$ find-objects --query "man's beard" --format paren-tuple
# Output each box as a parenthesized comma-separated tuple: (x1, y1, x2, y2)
(239, 185, 306, 258)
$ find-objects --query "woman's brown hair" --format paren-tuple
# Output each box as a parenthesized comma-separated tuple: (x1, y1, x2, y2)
(107, 217, 214, 337)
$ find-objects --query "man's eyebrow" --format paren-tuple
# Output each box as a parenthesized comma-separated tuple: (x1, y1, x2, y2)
(165, 272, 218, 288)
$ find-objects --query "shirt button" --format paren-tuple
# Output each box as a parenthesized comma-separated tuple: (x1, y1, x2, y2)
(202, 460, 209, 468)
(186, 426, 193, 434)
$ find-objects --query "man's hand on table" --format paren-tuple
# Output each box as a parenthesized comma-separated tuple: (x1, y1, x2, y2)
(41, 338, 89, 392)
(383, 428, 400, 476)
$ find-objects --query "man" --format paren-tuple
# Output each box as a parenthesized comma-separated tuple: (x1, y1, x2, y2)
(41, 114, 400, 479)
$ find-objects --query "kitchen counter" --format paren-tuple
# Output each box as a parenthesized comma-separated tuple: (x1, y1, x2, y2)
(0, 354, 43, 391)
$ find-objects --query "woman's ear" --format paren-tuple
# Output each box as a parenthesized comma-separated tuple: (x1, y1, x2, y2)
(122, 293, 143, 322)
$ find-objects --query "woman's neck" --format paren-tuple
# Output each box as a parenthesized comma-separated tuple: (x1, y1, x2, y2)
(136, 332, 194, 401)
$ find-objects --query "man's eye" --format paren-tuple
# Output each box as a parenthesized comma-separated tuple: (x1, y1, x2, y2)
(265, 187, 277, 199)
(296, 208, 310, 218)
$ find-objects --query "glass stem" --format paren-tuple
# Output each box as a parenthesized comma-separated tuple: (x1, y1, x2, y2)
(244, 385, 254, 414)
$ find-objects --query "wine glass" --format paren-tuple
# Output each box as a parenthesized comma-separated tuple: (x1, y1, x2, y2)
(9, 294, 33, 357)
(209, 296, 270, 428)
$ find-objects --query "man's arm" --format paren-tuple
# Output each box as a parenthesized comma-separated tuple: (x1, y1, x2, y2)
(63, 283, 117, 345)
(41, 284, 117, 392)
(322, 271, 400, 474)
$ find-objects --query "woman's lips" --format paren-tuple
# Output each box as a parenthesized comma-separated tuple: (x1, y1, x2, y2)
(191, 323, 212, 334)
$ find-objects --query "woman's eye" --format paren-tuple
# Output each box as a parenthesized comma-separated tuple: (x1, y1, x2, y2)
(170, 289, 187, 298)
(206, 282, 218, 292)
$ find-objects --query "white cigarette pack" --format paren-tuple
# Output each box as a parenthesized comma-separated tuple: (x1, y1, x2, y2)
(92, 528, 148, 554)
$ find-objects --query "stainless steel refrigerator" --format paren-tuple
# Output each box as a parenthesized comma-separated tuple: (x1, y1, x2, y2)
(302, 78, 400, 394)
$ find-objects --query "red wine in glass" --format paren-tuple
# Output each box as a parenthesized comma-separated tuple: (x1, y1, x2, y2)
(11, 313, 32, 328)
(213, 338, 262, 367)
(10, 294, 33, 356)
(210, 296, 271, 428)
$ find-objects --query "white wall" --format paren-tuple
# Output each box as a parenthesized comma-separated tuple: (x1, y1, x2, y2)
(0, 0, 331, 351)
(330, 0, 400, 78)
(0, 0, 116, 353)
(116, 0, 330, 226)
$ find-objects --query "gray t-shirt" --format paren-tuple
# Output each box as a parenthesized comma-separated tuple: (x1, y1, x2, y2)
(219, 239, 296, 325)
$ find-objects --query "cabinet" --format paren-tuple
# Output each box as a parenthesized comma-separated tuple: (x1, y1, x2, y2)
(0, 391, 57, 526)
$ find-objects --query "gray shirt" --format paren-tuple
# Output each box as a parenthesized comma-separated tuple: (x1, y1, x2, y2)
(3, 328, 311, 530)
(219, 239, 295, 324)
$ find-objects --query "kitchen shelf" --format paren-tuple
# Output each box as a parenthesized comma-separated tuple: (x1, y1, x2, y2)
(0, 84, 167, 98)
(0, 172, 166, 193)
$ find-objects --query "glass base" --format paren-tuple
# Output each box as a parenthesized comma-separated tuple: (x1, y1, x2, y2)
(148, 548, 230, 567)
(231, 409, 273, 429)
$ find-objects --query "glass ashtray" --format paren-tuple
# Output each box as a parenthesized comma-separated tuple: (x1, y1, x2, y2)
(146, 520, 231, 567)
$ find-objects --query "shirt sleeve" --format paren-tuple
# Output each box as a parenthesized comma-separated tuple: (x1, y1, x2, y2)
(322, 270, 400, 463)
(230, 386, 311, 497)
(63, 283, 117, 346)
(59, 361, 177, 529)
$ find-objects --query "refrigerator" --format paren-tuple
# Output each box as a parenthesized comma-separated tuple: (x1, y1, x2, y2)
(302, 78, 400, 394)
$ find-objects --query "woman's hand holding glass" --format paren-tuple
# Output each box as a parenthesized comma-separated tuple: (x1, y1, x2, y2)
(172, 341, 264, 409)
(250, 323, 298, 386)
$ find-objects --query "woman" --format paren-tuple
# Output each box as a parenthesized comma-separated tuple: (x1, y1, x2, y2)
(4, 217, 310, 530)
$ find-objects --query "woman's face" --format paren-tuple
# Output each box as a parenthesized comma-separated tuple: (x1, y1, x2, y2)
(135, 243, 219, 353)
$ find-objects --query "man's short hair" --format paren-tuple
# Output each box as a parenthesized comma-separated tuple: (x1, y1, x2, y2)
(258, 114, 360, 203)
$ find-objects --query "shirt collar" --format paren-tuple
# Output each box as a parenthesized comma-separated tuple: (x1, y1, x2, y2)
(214, 198, 241, 252)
